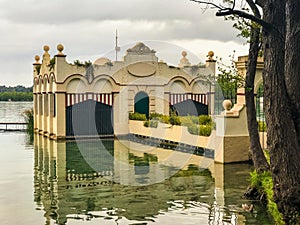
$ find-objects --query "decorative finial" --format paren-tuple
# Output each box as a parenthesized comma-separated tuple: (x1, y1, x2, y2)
(44, 45, 50, 53)
(34, 55, 40, 63)
(57, 43, 64, 55)
(179, 51, 191, 67)
(207, 51, 214, 61)
(222, 99, 232, 111)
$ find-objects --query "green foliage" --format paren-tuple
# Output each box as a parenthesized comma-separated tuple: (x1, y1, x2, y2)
(199, 115, 212, 125)
(48, 57, 55, 71)
(258, 121, 267, 132)
(22, 108, 34, 138)
(149, 112, 164, 120)
(143, 120, 158, 128)
(36, 64, 41, 74)
(187, 124, 199, 135)
(187, 124, 212, 136)
(159, 115, 170, 124)
(0, 92, 33, 101)
(250, 170, 284, 225)
(129, 112, 147, 121)
(0, 85, 32, 93)
(149, 112, 171, 124)
(216, 51, 244, 102)
(169, 115, 181, 125)
(199, 125, 212, 136)
(146, 113, 214, 136)
(73, 59, 93, 68)
(179, 116, 195, 127)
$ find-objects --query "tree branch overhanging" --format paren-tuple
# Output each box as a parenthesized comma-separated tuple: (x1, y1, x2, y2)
(189, 0, 224, 10)
(216, 9, 271, 29)
(189, 0, 272, 30)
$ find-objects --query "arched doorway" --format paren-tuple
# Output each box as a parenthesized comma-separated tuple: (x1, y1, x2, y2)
(134, 92, 149, 118)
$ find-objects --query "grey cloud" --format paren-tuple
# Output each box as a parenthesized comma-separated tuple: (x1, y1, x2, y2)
(0, 0, 247, 86)
(0, 0, 214, 23)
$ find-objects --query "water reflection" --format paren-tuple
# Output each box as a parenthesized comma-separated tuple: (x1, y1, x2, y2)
(33, 135, 273, 225)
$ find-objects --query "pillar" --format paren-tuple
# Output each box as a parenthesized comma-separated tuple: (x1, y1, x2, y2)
(54, 92, 66, 140)
(214, 100, 250, 163)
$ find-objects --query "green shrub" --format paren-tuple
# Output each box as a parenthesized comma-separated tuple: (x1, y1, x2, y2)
(129, 112, 147, 121)
(169, 115, 181, 125)
(144, 120, 149, 127)
(190, 116, 199, 124)
(179, 116, 194, 127)
(159, 115, 170, 124)
(187, 124, 199, 135)
(187, 124, 212, 136)
(199, 125, 212, 136)
(199, 115, 212, 125)
(149, 112, 163, 120)
(144, 120, 158, 128)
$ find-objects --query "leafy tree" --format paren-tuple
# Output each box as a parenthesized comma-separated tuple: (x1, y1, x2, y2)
(216, 51, 244, 101)
(190, 0, 300, 222)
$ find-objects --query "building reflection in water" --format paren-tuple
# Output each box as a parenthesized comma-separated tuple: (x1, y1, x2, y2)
(33, 134, 269, 225)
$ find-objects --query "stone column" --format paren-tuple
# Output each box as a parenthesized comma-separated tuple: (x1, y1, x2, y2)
(214, 100, 250, 163)
(54, 92, 66, 140)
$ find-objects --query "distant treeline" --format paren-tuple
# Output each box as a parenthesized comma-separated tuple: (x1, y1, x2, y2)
(0, 85, 33, 101)
(0, 85, 32, 93)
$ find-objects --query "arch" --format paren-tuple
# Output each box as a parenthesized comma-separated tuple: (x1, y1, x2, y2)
(167, 76, 190, 90)
(37, 75, 43, 93)
(170, 80, 187, 94)
(43, 75, 48, 92)
(48, 74, 55, 93)
(254, 79, 263, 94)
(93, 78, 113, 93)
(134, 91, 149, 118)
(191, 79, 209, 93)
(66, 77, 88, 93)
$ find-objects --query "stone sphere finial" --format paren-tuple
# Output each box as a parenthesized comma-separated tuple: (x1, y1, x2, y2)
(43, 45, 50, 52)
(57, 43, 64, 55)
(182, 51, 187, 57)
(207, 51, 214, 60)
(223, 99, 232, 111)
(34, 55, 40, 63)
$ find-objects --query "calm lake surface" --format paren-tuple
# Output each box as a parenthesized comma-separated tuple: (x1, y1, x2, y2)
(0, 102, 274, 225)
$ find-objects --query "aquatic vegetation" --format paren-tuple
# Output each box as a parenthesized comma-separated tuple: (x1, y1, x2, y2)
(22, 108, 34, 142)
(250, 170, 284, 224)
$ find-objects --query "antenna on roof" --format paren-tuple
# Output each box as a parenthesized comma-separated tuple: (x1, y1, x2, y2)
(115, 29, 120, 61)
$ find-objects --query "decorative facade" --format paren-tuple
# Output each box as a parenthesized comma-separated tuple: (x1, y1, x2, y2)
(33, 42, 216, 140)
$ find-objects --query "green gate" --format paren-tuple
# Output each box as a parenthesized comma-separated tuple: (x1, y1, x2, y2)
(255, 83, 266, 148)
(134, 92, 149, 118)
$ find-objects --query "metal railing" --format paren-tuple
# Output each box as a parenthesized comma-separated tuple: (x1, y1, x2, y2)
(0, 122, 28, 131)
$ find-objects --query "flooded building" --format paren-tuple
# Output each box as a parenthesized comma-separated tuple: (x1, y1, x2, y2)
(33, 42, 216, 140)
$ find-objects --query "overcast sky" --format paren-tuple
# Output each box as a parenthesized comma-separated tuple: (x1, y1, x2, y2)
(0, 0, 249, 87)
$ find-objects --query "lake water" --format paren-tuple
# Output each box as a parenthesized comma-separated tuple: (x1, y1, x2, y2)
(0, 102, 274, 225)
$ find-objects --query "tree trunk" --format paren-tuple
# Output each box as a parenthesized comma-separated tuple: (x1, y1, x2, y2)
(263, 1, 300, 223)
(245, 25, 269, 173)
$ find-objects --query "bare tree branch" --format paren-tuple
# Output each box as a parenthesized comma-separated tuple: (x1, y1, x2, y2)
(246, 0, 261, 18)
(190, 0, 271, 30)
(216, 9, 271, 29)
(255, 0, 264, 8)
(189, 0, 224, 10)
